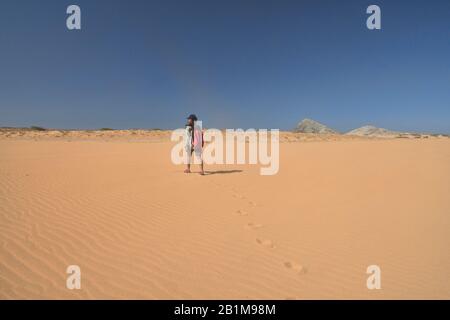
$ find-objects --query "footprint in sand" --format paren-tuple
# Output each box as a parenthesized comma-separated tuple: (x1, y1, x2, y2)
(256, 238, 276, 249)
(284, 261, 307, 275)
(236, 209, 248, 216)
(245, 222, 263, 230)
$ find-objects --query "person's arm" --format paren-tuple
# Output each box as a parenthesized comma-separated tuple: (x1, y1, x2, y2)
(185, 126, 192, 149)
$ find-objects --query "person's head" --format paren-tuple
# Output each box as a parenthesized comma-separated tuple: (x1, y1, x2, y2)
(186, 114, 197, 126)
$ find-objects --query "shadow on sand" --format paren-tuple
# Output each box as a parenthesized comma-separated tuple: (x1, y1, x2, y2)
(204, 170, 243, 175)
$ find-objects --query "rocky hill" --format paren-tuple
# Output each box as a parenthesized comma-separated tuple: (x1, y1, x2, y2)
(294, 118, 339, 134)
(346, 125, 399, 137)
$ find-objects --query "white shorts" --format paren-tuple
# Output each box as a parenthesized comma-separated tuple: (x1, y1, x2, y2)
(185, 147, 202, 164)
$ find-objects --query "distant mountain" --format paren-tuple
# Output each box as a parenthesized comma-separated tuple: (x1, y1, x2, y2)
(346, 125, 400, 137)
(294, 118, 339, 134)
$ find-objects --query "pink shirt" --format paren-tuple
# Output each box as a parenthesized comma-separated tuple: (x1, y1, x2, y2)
(193, 126, 203, 149)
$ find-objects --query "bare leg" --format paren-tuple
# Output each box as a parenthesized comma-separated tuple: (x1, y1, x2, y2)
(184, 151, 191, 173)
(199, 161, 204, 175)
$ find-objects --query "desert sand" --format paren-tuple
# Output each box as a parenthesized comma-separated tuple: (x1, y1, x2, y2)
(0, 130, 449, 299)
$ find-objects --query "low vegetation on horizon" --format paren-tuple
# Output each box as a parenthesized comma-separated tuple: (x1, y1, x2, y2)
(30, 126, 47, 131)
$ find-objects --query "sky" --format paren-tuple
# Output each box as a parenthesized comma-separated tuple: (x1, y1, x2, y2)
(0, 0, 449, 133)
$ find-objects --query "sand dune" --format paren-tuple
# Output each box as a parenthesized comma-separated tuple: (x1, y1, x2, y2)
(0, 133, 449, 299)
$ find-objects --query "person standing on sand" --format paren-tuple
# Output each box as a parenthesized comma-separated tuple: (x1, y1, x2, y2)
(184, 114, 204, 175)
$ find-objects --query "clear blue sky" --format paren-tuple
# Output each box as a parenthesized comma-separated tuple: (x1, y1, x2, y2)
(0, 0, 449, 133)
